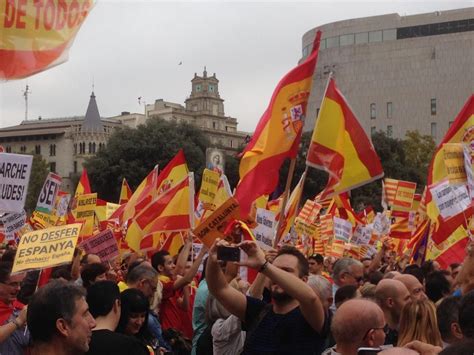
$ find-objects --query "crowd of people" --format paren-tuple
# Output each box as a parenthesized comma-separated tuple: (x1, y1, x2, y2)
(0, 229, 472, 355)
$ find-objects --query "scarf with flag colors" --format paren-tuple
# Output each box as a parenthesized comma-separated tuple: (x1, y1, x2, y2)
(234, 31, 322, 218)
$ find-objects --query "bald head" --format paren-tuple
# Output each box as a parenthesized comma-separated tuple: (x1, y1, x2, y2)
(395, 274, 427, 301)
(331, 299, 385, 349)
(375, 279, 411, 327)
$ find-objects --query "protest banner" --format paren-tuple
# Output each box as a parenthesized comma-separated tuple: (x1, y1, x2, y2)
(373, 212, 390, 235)
(320, 214, 333, 242)
(31, 210, 59, 229)
(0, 153, 32, 213)
(252, 208, 276, 251)
(1, 0, 94, 80)
(53, 192, 71, 217)
(193, 197, 240, 248)
(75, 193, 97, 236)
(464, 144, 474, 199)
(430, 180, 470, 220)
(297, 199, 322, 224)
(294, 217, 318, 238)
(12, 223, 82, 273)
(36, 172, 62, 213)
(333, 217, 352, 242)
(0, 210, 26, 241)
(443, 143, 467, 184)
(351, 224, 372, 245)
(198, 169, 220, 208)
(80, 229, 119, 262)
(393, 180, 417, 209)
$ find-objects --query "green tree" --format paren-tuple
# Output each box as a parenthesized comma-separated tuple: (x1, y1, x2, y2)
(403, 130, 436, 187)
(25, 154, 49, 214)
(85, 118, 211, 201)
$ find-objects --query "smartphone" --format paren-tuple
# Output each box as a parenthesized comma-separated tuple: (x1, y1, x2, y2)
(217, 245, 240, 262)
(357, 347, 381, 355)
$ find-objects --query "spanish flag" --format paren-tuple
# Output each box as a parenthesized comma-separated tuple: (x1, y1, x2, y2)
(125, 174, 193, 251)
(75, 168, 91, 196)
(306, 78, 384, 199)
(119, 178, 133, 205)
(234, 31, 322, 218)
(426, 95, 474, 244)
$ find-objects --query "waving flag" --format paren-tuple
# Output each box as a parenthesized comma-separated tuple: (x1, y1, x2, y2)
(234, 31, 322, 218)
(1, 0, 94, 80)
(119, 179, 133, 205)
(75, 168, 91, 196)
(306, 78, 384, 199)
(426, 95, 474, 244)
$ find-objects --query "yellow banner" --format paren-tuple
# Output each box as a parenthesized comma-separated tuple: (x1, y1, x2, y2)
(74, 193, 96, 236)
(31, 210, 59, 229)
(13, 223, 81, 273)
(198, 169, 220, 207)
(443, 143, 467, 184)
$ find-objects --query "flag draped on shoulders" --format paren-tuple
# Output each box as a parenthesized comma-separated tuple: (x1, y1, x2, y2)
(426, 95, 474, 244)
(234, 31, 322, 218)
(306, 78, 383, 199)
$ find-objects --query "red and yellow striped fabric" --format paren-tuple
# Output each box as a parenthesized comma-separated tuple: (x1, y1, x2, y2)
(234, 31, 322, 218)
(1, 0, 94, 80)
(426, 95, 474, 244)
(306, 78, 384, 199)
(119, 178, 133, 205)
(75, 168, 91, 196)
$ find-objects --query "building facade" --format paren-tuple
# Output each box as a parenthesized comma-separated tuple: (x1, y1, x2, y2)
(116, 68, 249, 151)
(0, 93, 121, 192)
(301, 8, 474, 142)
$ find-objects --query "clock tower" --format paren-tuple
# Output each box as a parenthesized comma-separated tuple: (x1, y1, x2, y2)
(185, 67, 225, 116)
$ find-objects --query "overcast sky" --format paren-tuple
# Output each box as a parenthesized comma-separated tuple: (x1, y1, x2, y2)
(0, 0, 471, 132)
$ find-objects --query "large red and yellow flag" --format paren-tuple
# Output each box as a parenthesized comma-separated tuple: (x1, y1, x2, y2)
(125, 175, 193, 251)
(75, 168, 91, 196)
(1, 0, 94, 80)
(234, 31, 322, 218)
(306, 78, 384, 199)
(426, 95, 474, 244)
(119, 178, 133, 205)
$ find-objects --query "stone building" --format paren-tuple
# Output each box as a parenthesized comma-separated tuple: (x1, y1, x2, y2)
(301, 8, 473, 142)
(0, 93, 121, 192)
(114, 68, 249, 151)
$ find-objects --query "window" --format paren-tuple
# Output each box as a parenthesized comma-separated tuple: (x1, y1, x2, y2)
(209, 85, 215, 92)
(212, 122, 216, 129)
(225, 126, 228, 132)
(196, 84, 201, 92)
(326, 36, 339, 48)
(230, 140, 233, 148)
(74, 144, 77, 155)
(383, 29, 397, 41)
(5, 146, 11, 153)
(35, 145, 41, 154)
(371, 126, 376, 136)
(431, 122, 437, 138)
(92, 142, 96, 154)
(20, 146, 26, 153)
(49, 144, 56, 156)
(49, 162, 56, 173)
(88, 142, 92, 154)
(387, 125, 393, 137)
(370, 103, 376, 119)
(339, 34, 355, 46)
(302, 45, 309, 57)
(73, 161, 77, 173)
(355, 32, 369, 44)
(369, 30, 383, 43)
(316, 108, 320, 117)
(387, 102, 393, 119)
(431, 98, 437, 115)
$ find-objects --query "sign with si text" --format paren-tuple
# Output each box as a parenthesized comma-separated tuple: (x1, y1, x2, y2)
(36, 172, 62, 213)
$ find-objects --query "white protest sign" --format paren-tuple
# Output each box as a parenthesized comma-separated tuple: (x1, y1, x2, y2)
(0, 210, 27, 240)
(430, 180, 471, 220)
(252, 208, 275, 251)
(333, 216, 352, 242)
(0, 153, 33, 213)
(351, 224, 372, 245)
(36, 172, 62, 213)
(373, 212, 390, 235)
(464, 144, 474, 200)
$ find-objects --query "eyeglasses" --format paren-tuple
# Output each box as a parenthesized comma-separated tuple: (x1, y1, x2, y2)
(362, 325, 388, 340)
(345, 272, 364, 283)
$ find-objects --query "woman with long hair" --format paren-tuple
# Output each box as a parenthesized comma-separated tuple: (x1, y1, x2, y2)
(116, 288, 158, 354)
(397, 299, 443, 347)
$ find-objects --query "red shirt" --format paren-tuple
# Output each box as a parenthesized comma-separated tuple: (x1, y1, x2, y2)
(159, 276, 183, 333)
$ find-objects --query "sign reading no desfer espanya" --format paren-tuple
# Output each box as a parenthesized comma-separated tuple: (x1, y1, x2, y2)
(192, 197, 240, 248)
(12, 223, 82, 273)
(80, 229, 119, 262)
(36, 172, 62, 213)
(0, 153, 33, 213)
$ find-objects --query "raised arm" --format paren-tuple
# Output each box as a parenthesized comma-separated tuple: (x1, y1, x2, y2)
(173, 244, 207, 291)
(174, 233, 193, 276)
(206, 241, 247, 321)
(239, 241, 325, 333)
